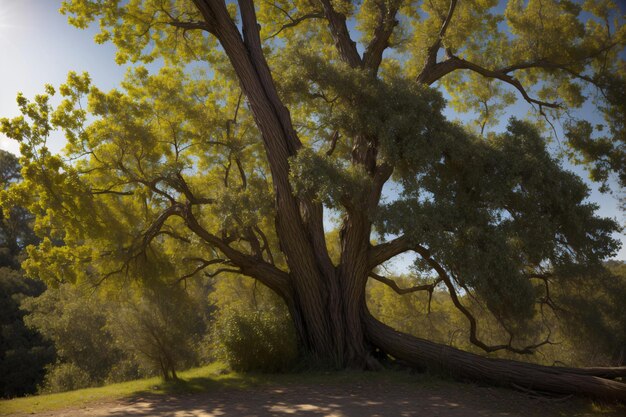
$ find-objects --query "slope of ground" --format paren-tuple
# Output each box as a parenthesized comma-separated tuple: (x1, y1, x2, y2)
(0, 364, 623, 416)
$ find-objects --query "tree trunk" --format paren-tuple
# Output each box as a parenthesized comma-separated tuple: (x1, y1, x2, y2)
(284, 285, 626, 401)
(285, 268, 379, 370)
(362, 311, 626, 401)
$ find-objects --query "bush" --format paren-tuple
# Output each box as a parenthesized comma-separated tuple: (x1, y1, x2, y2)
(40, 363, 91, 393)
(104, 360, 142, 384)
(214, 307, 297, 372)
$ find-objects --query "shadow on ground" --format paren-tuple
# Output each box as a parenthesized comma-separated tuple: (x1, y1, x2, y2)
(39, 379, 622, 417)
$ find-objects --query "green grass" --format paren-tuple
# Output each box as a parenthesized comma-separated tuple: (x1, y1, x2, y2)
(0, 363, 240, 415)
(0, 363, 435, 415)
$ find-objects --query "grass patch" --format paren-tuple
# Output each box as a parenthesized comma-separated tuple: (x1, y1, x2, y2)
(0, 363, 239, 415)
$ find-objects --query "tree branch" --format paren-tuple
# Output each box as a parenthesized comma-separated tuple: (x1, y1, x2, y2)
(180, 202, 292, 298)
(416, 0, 458, 82)
(174, 171, 215, 204)
(362, 0, 400, 73)
(325, 130, 340, 156)
(140, 203, 185, 254)
(368, 235, 410, 269)
(317, 0, 362, 67)
(166, 19, 212, 32)
(173, 258, 226, 284)
(205, 267, 242, 278)
(412, 244, 553, 355)
(418, 54, 561, 109)
(369, 272, 442, 295)
(266, 12, 324, 39)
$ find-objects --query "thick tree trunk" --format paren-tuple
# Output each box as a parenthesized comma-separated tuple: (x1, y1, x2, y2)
(285, 268, 378, 370)
(362, 311, 626, 401)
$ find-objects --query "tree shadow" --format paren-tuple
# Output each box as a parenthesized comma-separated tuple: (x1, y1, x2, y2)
(132, 372, 257, 397)
(95, 378, 618, 417)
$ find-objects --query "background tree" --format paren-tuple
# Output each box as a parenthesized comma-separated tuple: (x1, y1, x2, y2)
(1, 0, 626, 399)
(367, 263, 626, 367)
(106, 282, 207, 381)
(23, 279, 210, 390)
(22, 284, 131, 391)
(0, 150, 53, 398)
(554, 260, 626, 366)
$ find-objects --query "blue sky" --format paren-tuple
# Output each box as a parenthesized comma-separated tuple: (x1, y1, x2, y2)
(0, 0, 624, 267)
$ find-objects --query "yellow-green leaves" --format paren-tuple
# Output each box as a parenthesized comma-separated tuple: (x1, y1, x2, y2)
(62, 0, 218, 65)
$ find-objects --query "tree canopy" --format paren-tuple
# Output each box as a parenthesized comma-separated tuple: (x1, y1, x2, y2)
(1, 0, 625, 400)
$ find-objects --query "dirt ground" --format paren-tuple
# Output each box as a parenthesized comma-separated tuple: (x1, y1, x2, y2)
(11, 379, 623, 417)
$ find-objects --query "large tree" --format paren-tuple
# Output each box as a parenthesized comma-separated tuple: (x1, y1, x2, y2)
(2, 0, 626, 400)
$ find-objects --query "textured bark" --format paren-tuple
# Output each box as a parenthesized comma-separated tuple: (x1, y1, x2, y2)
(363, 311, 626, 401)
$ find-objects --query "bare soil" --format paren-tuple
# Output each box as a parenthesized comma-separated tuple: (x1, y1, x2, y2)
(10, 377, 623, 417)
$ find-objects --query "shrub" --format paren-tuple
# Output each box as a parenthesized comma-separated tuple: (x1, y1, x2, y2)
(104, 360, 143, 384)
(214, 307, 297, 372)
(40, 363, 91, 393)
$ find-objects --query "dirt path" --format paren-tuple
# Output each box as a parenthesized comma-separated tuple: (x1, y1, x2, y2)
(11, 378, 622, 417)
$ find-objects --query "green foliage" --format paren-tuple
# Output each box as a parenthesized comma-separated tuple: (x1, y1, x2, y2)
(209, 277, 298, 373)
(40, 363, 92, 394)
(565, 69, 626, 189)
(22, 281, 209, 391)
(553, 261, 626, 365)
(22, 284, 129, 390)
(375, 119, 619, 328)
(214, 307, 298, 373)
(0, 151, 53, 398)
(106, 283, 207, 380)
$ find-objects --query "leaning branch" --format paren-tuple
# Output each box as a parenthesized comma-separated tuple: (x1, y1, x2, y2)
(364, 312, 626, 401)
(180, 202, 292, 298)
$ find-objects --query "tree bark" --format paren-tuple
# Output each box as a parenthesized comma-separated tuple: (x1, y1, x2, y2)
(362, 311, 626, 401)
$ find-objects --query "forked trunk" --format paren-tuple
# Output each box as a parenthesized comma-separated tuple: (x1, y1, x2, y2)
(285, 268, 378, 370)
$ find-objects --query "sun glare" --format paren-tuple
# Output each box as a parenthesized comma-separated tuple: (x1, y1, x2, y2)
(0, 3, 18, 41)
